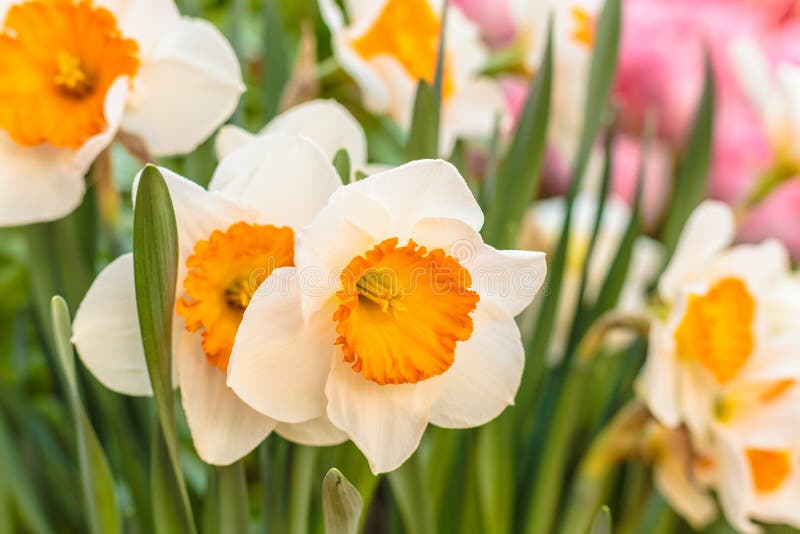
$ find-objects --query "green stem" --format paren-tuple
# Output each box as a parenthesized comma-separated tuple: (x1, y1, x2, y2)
(288, 445, 318, 534)
(387, 453, 436, 534)
(217, 462, 249, 533)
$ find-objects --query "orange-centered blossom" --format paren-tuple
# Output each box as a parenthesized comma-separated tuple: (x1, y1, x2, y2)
(0, 0, 139, 149)
(351, 0, 455, 99)
(177, 222, 295, 372)
(334, 238, 479, 385)
(746, 448, 792, 494)
(674, 277, 755, 384)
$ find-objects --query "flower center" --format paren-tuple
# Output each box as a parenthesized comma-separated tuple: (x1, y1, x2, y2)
(570, 6, 595, 48)
(351, 0, 454, 99)
(54, 52, 94, 98)
(746, 448, 792, 493)
(333, 238, 479, 385)
(0, 0, 139, 148)
(176, 222, 295, 372)
(674, 277, 755, 383)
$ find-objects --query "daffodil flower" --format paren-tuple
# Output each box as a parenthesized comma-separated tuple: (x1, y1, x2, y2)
(0, 0, 244, 226)
(317, 0, 506, 155)
(227, 159, 547, 473)
(637, 201, 800, 531)
(72, 103, 368, 464)
(518, 193, 663, 361)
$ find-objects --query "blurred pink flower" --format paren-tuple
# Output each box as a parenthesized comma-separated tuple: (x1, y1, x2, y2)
(451, 0, 516, 48)
(739, 179, 800, 255)
(612, 134, 674, 229)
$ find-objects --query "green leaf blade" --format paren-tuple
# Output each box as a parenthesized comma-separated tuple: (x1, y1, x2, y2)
(132, 165, 196, 534)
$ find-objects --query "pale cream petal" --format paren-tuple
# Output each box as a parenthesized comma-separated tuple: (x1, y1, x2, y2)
(177, 330, 276, 465)
(122, 18, 244, 156)
(208, 134, 341, 230)
(659, 201, 735, 301)
(275, 416, 349, 447)
(214, 125, 255, 160)
(429, 299, 523, 428)
(325, 355, 442, 474)
(228, 268, 334, 423)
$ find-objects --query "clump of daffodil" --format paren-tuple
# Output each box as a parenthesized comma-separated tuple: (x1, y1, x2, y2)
(227, 158, 547, 474)
(637, 201, 800, 532)
(0, 0, 244, 226)
(72, 101, 368, 464)
(317, 0, 506, 155)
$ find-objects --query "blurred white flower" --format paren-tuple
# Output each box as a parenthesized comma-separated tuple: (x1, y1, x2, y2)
(0, 0, 244, 226)
(72, 102, 368, 464)
(637, 200, 800, 532)
(228, 159, 546, 473)
(518, 193, 663, 361)
(317, 0, 506, 155)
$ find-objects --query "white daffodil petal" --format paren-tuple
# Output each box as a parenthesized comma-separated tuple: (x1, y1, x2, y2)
(294, 187, 390, 319)
(208, 134, 342, 230)
(715, 434, 761, 534)
(704, 239, 789, 296)
(97, 0, 181, 57)
(214, 124, 255, 160)
(441, 78, 505, 156)
(325, 356, 442, 474)
(122, 18, 244, 156)
(636, 322, 681, 428)
(263, 100, 368, 170)
(653, 455, 717, 530)
(132, 166, 254, 261)
(177, 331, 276, 466)
(275, 417, 349, 447)
(410, 217, 547, 317)
(429, 299, 523, 428)
(349, 159, 484, 237)
(0, 77, 127, 226)
(72, 254, 152, 396)
(659, 201, 735, 301)
(228, 268, 333, 423)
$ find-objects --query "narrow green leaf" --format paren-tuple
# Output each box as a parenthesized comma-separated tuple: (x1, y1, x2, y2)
(133, 165, 196, 534)
(592, 148, 645, 318)
(322, 469, 363, 534)
(151, 424, 196, 534)
(476, 416, 513, 534)
(482, 21, 552, 249)
(589, 506, 612, 534)
(217, 462, 249, 534)
(660, 53, 715, 254)
(262, 0, 290, 121)
(569, 0, 622, 191)
(0, 411, 52, 534)
(288, 445, 318, 534)
(51, 296, 120, 534)
(387, 454, 435, 534)
(333, 149, 351, 184)
(404, 2, 448, 159)
(404, 81, 439, 160)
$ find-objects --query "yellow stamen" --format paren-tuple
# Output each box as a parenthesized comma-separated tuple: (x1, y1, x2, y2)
(54, 52, 93, 97)
(570, 6, 595, 47)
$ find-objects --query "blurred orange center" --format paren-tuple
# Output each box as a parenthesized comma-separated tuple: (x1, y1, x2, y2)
(0, 0, 139, 149)
(334, 238, 479, 385)
(570, 6, 595, 47)
(176, 222, 295, 372)
(674, 277, 754, 383)
(746, 448, 791, 493)
(351, 0, 454, 99)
